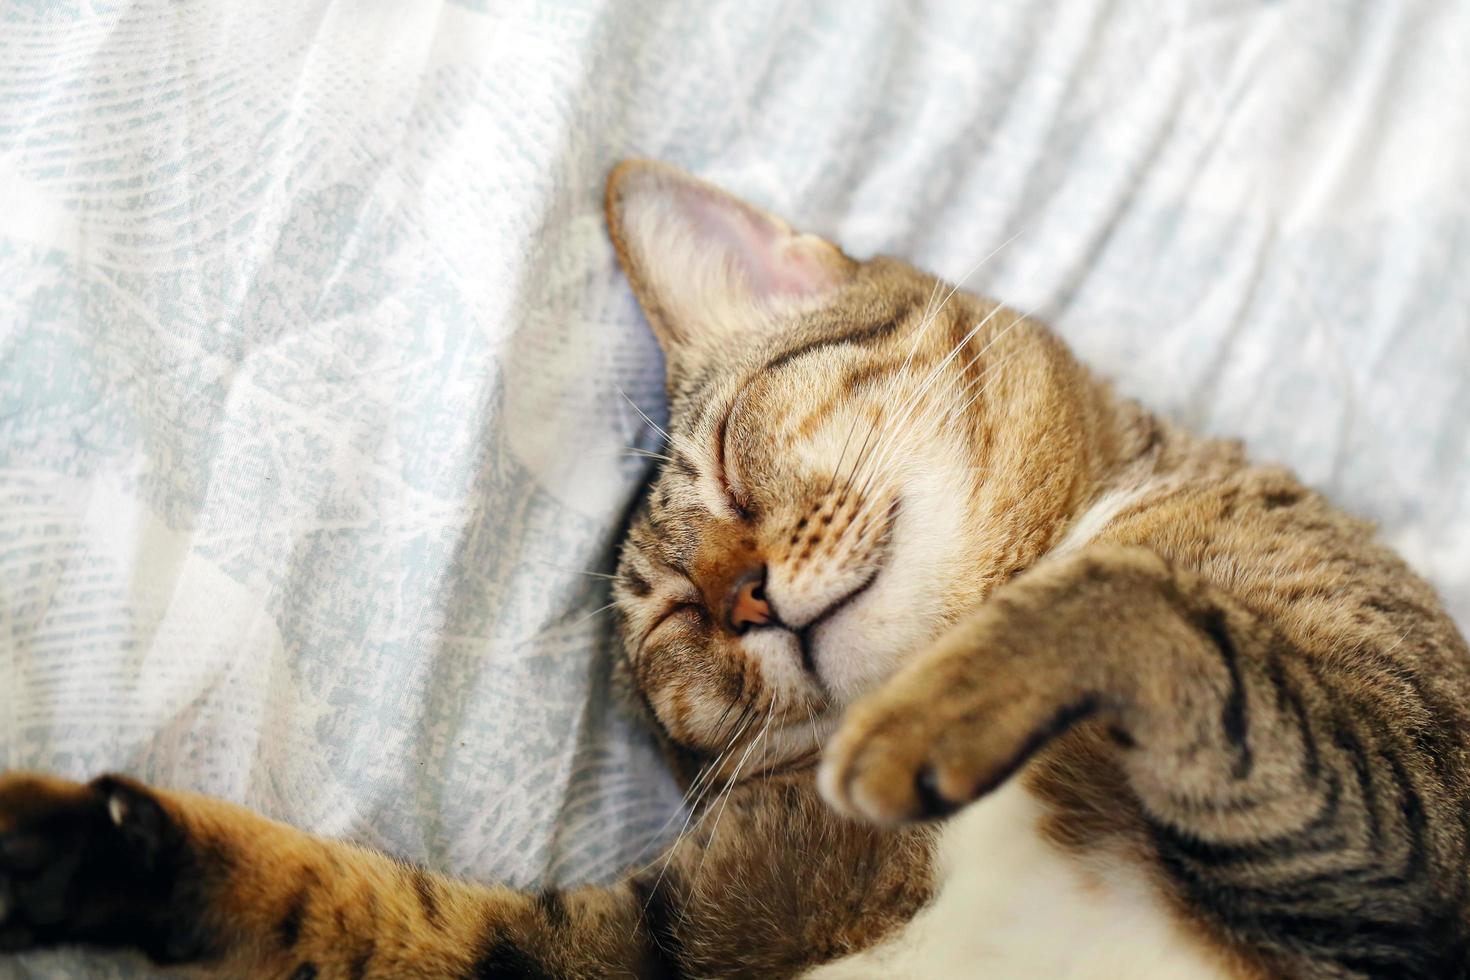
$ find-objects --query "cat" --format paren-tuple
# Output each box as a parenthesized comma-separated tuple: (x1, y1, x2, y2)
(0, 160, 1467, 979)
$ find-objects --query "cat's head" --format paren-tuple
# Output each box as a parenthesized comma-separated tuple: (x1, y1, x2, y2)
(605, 161, 1112, 771)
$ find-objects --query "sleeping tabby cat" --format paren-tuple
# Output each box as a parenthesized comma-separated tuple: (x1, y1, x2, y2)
(2, 161, 1467, 978)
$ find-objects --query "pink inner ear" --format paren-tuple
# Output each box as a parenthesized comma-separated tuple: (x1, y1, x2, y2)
(684, 188, 842, 304)
(768, 236, 844, 299)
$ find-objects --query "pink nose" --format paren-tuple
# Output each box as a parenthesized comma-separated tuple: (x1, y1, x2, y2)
(727, 568, 773, 633)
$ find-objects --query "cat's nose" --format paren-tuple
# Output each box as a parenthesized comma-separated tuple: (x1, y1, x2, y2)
(727, 565, 774, 634)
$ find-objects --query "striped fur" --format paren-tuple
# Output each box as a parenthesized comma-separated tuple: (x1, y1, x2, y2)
(1, 161, 1466, 977)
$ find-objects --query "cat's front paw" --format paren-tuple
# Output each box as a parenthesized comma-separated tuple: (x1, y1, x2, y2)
(819, 545, 1225, 826)
(817, 565, 1136, 825)
(0, 772, 207, 960)
(819, 667, 1106, 826)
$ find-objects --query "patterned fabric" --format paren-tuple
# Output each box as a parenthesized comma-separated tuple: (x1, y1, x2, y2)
(1, 1, 1466, 975)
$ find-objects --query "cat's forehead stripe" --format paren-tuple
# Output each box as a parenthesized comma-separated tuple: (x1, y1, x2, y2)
(757, 305, 910, 377)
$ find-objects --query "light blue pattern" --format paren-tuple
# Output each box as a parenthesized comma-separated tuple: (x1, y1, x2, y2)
(2, 0, 1467, 976)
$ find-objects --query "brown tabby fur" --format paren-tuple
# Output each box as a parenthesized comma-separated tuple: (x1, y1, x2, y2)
(1, 161, 1467, 978)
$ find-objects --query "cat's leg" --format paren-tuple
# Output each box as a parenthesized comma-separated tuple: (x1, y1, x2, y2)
(820, 543, 1467, 975)
(0, 772, 682, 978)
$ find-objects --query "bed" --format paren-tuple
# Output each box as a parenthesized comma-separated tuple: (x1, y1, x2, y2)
(1, 0, 1466, 975)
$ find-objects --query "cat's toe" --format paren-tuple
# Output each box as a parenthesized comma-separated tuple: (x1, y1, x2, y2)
(0, 774, 86, 952)
(0, 772, 182, 955)
(820, 661, 1096, 826)
(818, 690, 976, 825)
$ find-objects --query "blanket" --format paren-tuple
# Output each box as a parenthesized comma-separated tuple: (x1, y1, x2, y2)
(2, 1, 1466, 974)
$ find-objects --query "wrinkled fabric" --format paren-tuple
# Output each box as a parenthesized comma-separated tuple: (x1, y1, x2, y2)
(1, 0, 1467, 975)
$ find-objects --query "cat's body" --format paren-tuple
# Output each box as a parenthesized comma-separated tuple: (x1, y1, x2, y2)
(0, 161, 1466, 978)
(807, 781, 1230, 978)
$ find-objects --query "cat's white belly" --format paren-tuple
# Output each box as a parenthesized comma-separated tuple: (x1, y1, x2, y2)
(803, 781, 1232, 980)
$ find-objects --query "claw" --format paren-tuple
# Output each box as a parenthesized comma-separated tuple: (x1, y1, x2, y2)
(912, 765, 962, 821)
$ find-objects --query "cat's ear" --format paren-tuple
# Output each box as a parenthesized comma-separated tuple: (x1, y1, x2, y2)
(605, 160, 856, 372)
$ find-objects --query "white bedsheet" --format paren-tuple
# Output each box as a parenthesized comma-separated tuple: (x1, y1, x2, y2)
(1, 1, 1467, 975)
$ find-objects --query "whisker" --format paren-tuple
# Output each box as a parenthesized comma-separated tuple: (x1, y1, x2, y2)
(623, 447, 674, 462)
(854, 340, 1026, 506)
(512, 601, 619, 648)
(616, 385, 672, 444)
(837, 307, 1005, 511)
(946, 346, 1028, 420)
(827, 281, 941, 498)
(902, 229, 1026, 395)
(835, 472, 902, 562)
(825, 410, 868, 497)
(920, 227, 1024, 338)
(634, 707, 765, 936)
(837, 409, 885, 503)
(615, 385, 711, 468)
(681, 707, 776, 917)
(839, 301, 1008, 503)
(836, 338, 1030, 548)
(527, 558, 623, 582)
(844, 367, 1013, 550)
(847, 302, 1040, 509)
(917, 261, 948, 332)
(833, 229, 1025, 502)
(632, 706, 757, 874)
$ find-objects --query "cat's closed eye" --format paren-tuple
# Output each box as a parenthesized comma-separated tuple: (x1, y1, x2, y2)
(714, 406, 752, 518)
(651, 599, 707, 637)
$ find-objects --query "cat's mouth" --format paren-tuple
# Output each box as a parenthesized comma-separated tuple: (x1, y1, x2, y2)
(722, 561, 891, 777)
(793, 565, 882, 679)
(769, 495, 901, 692)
